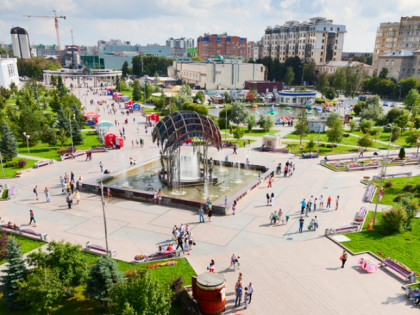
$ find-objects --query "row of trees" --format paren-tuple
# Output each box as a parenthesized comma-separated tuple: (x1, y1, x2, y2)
(130, 56, 174, 77)
(17, 57, 61, 81)
(1, 240, 177, 314)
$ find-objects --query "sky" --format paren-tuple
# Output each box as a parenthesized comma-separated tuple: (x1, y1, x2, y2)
(1, 0, 420, 52)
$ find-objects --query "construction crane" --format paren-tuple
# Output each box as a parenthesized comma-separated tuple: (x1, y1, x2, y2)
(23, 10, 66, 64)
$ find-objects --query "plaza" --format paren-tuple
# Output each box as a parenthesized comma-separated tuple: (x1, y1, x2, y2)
(1, 81, 419, 314)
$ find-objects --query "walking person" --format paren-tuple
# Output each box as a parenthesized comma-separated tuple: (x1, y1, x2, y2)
(266, 193, 270, 206)
(66, 193, 73, 209)
(75, 189, 80, 205)
(33, 185, 39, 200)
(198, 205, 205, 223)
(313, 198, 317, 212)
(299, 216, 304, 233)
(99, 161, 103, 172)
(319, 195, 324, 210)
(341, 250, 348, 268)
(335, 195, 340, 210)
(247, 283, 254, 304)
(28, 209, 37, 227)
(267, 175, 272, 188)
(231, 254, 237, 271)
(208, 259, 215, 272)
(269, 193, 274, 206)
(44, 187, 50, 202)
(176, 235, 184, 253)
(232, 200, 237, 215)
(326, 196, 332, 209)
(207, 201, 213, 222)
(301, 198, 306, 215)
(235, 283, 243, 307)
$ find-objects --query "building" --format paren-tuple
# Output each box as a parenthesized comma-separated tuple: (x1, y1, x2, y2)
(166, 38, 194, 57)
(316, 60, 374, 77)
(32, 44, 59, 58)
(263, 17, 346, 64)
(246, 40, 263, 61)
(372, 16, 420, 66)
(376, 50, 420, 81)
(197, 33, 247, 59)
(10, 27, 31, 59)
(307, 118, 327, 133)
(276, 90, 316, 106)
(0, 57, 19, 88)
(244, 80, 283, 93)
(43, 68, 122, 87)
(342, 52, 373, 61)
(63, 45, 80, 68)
(168, 59, 265, 90)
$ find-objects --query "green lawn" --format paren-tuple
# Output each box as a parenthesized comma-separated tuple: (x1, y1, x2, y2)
(343, 212, 420, 273)
(0, 157, 38, 178)
(0, 234, 45, 265)
(222, 137, 256, 148)
(370, 176, 420, 206)
(349, 129, 415, 148)
(284, 131, 390, 149)
(220, 127, 278, 137)
(18, 131, 101, 160)
(283, 142, 359, 155)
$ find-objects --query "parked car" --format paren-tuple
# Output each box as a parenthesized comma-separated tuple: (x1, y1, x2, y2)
(383, 101, 389, 106)
(396, 103, 404, 108)
(390, 103, 396, 107)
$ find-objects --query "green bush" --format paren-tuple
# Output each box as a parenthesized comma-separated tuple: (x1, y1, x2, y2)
(403, 184, 414, 192)
(384, 181, 393, 188)
(343, 133, 350, 137)
(380, 205, 407, 235)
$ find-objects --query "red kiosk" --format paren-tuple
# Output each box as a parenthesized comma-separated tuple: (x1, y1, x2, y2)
(84, 112, 101, 125)
(104, 132, 124, 149)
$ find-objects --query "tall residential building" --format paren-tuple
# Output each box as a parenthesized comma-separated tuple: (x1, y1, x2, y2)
(10, 27, 31, 59)
(373, 16, 420, 66)
(376, 50, 420, 81)
(0, 57, 19, 88)
(197, 33, 247, 59)
(166, 37, 194, 57)
(263, 17, 346, 64)
(247, 40, 263, 61)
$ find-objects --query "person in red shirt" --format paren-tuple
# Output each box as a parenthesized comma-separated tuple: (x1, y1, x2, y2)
(327, 196, 332, 209)
(167, 243, 174, 251)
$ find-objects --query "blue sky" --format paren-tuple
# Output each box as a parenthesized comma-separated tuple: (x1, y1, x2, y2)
(1, 0, 419, 52)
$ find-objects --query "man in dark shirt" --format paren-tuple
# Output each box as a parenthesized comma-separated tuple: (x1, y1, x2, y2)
(299, 216, 304, 233)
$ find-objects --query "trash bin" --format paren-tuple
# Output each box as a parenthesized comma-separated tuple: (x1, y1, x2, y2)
(325, 228, 330, 236)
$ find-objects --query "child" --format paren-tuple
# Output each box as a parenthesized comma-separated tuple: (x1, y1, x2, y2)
(237, 257, 241, 270)
(232, 200, 237, 215)
(286, 215, 290, 224)
(244, 287, 249, 309)
(313, 198, 318, 212)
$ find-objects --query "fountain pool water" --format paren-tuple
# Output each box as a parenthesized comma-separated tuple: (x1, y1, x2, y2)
(103, 160, 260, 201)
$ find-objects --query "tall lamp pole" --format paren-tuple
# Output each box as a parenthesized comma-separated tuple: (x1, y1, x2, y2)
(69, 112, 75, 152)
(23, 132, 30, 155)
(372, 125, 393, 226)
(0, 152, 4, 178)
(100, 182, 110, 255)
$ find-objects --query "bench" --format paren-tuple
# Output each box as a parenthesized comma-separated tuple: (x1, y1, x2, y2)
(380, 258, 417, 282)
(364, 183, 377, 202)
(90, 147, 108, 153)
(354, 207, 368, 225)
(34, 160, 52, 168)
(0, 225, 47, 241)
(347, 165, 380, 171)
(85, 241, 116, 257)
(332, 225, 358, 234)
(302, 153, 318, 159)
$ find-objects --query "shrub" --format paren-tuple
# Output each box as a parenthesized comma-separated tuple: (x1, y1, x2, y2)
(343, 133, 350, 137)
(384, 181, 393, 188)
(17, 160, 27, 168)
(398, 147, 405, 159)
(393, 195, 403, 202)
(349, 120, 358, 131)
(403, 184, 414, 192)
(379, 205, 407, 235)
(57, 147, 73, 155)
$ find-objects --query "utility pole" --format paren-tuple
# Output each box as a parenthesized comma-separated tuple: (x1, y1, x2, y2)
(100, 182, 110, 255)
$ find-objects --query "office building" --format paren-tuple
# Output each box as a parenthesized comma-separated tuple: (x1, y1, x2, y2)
(263, 17, 346, 64)
(197, 33, 247, 59)
(0, 57, 19, 88)
(376, 50, 420, 81)
(63, 45, 81, 68)
(33, 44, 59, 58)
(10, 27, 31, 59)
(373, 16, 420, 66)
(168, 59, 264, 90)
(166, 37, 194, 57)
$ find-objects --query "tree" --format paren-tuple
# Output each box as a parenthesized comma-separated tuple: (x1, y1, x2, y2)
(284, 66, 295, 86)
(415, 117, 420, 129)
(218, 106, 231, 129)
(294, 109, 308, 144)
(326, 112, 340, 128)
(224, 91, 230, 103)
(397, 77, 419, 99)
(386, 107, 403, 124)
(394, 110, 410, 129)
(399, 147, 406, 159)
(194, 91, 205, 104)
(326, 119, 344, 147)
(316, 72, 330, 97)
(353, 101, 366, 116)
(360, 96, 384, 122)
(110, 271, 171, 315)
(358, 134, 374, 148)
(233, 127, 245, 143)
(245, 90, 255, 102)
(0, 86, 11, 100)
(132, 80, 141, 102)
(71, 120, 84, 145)
(40, 128, 57, 150)
(349, 120, 358, 131)
(332, 67, 347, 95)
(18, 268, 64, 315)
(325, 87, 336, 100)
(57, 129, 68, 148)
(359, 119, 375, 134)
(378, 67, 388, 79)
(258, 114, 274, 132)
(245, 114, 256, 132)
(85, 256, 123, 310)
(307, 136, 315, 151)
(380, 204, 407, 234)
(121, 61, 129, 78)
(0, 121, 18, 160)
(115, 76, 121, 92)
(1, 238, 27, 310)
(390, 126, 401, 142)
(303, 59, 316, 84)
(404, 88, 419, 111)
(344, 65, 364, 97)
(229, 102, 248, 125)
(406, 130, 419, 146)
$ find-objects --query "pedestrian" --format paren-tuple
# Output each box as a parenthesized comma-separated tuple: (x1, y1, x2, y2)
(244, 287, 249, 309)
(299, 216, 304, 233)
(232, 200, 237, 215)
(341, 250, 348, 268)
(224, 195, 228, 206)
(319, 195, 324, 209)
(183, 237, 190, 255)
(267, 176, 272, 188)
(107, 187, 112, 198)
(70, 181, 74, 194)
(153, 189, 158, 203)
(247, 283, 254, 304)
(305, 203, 310, 217)
(33, 185, 39, 200)
(70, 171, 75, 182)
(59, 176, 65, 193)
(44, 187, 50, 202)
(327, 196, 332, 209)
(207, 201, 213, 222)
(314, 216, 318, 231)
(66, 193, 73, 209)
(301, 198, 306, 214)
(286, 215, 290, 224)
(28, 209, 37, 226)
(235, 283, 243, 307)
(198, 205, 205, 223)
(308, 195, 313, 211)
(208, 259, 215, 272)
(270, 192, 274, 206)
(335, 195, 340, 210)
(176, 235, 184, 252)
(284, 165, 288, 177)
(99, 161, 103, 172)
(266, 193, 270, 206)
(158, 189, 163, 204)
(75, 189, 80, 205)
(231, 254, 237, 271)
(237, 256, 241, 270)
(313, 198, 317, 211)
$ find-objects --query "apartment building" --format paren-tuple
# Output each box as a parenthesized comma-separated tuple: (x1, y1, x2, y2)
(166, 37, 194, 57)
(263, 17, 346, 64)
(247, 40, 263, 61)
(376, 50, 420, 81)
(197, 33, 247, 59)
(373, 16, 420, 66)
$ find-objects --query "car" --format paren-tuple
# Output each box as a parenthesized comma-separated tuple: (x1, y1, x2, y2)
(383, 101, 389, 106)
(390, 103, 396, 107)
(396, 103, 403, 108)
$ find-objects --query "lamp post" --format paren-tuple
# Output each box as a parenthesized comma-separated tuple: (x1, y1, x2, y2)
(23, 132, 30, 156)
(69, 112, 75, 152)
(100, 182, 110, 255)
(372, 124, 393, 226)
(0, 152, 4, 178)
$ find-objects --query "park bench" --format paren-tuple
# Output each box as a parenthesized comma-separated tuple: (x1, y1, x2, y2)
(34, 161, 50, 168)
(380, 258, 417, 282)
(354, 207, 367, 225)
(363, 183, 377, 202)
(301, 153, 318, 159)
(85, 241, 116, 257)
(144, 250, 181, 262)
(90, 147, 108, 153)
(332, 225, 358, 234)
(347, 165, 380, 171)
(0, 224, 47, 241)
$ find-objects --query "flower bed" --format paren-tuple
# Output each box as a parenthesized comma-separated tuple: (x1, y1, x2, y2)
(146, 261, 178, 269)
(134, 254, 145, 261)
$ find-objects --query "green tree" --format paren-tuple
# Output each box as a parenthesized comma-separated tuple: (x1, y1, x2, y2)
(406, 130, 419, 146)
(294, 109, 308, 144)
(414, 116, 420, 129)
(115, 76, 121, 92)
(326, 119, 344, 146)
(229, 102, 248, 125)
(360, 96, 384, 122)
(245, 114, 256, 132)
(0, 121, 18, 161)
(1, 238, 27, 310)
(378, 67, 388, 79)
(404, 88, 419, 111)
(110, 271, 171, 315)
(284, 66, 295, 86)
(349, 120, 358, 131)
(40, 128, 57, 150)
(325, 87, 336, 100)
(307, 136, 315, 151)
(71, 119, 84, 145)
(353, 101, 366, 116)
(394, 110, 410, 129)
(18, 268, 64, 315)
(358, 134, 374, 148)
(332, 67, 347, 95)
(224, 91, 230, 103)
(344, 65, 364, 97)
(0, 86, 11, 100)
(397, 77, 419, 99)
(390, 126, 401, 142)
(132, 80, 141, 102)
(218, 106, 231, 129)
(359, 119, 375, 134)
(194, 91, 205, 104)
(380, 204, 407, 234)
(326, 112, 340, 128)
(121, 61, 129, 78)
(316, 72, 330, 97)
(303, 59, 316, 84)
(386, 107, 403, 124)
(398, 147, 406, 159)
(258, 114, 274, 132)
(233, 127, 245, 142)
(85, 256, 123, 310)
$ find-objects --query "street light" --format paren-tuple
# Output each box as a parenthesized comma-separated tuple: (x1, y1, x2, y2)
(69, 112, 76, 152)
(372, 124, 393, 226)
(23, 132, 30, 156)
(0, 152, 5, 178)
(100, 182, 110, 255)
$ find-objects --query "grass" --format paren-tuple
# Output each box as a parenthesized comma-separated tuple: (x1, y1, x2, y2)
(18, 131, 101, 160)
(0, 233, 45, 265)
(343, 212, 420, 273)
(285, 131, 391, 150)
(349, 129, 415, 148)
(370, 176, 420, 206)
(283, 141, 359, 155)
(220, 127, 278, 137)
(222, 137, 256, 148)
(0, 157, 38, 178)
